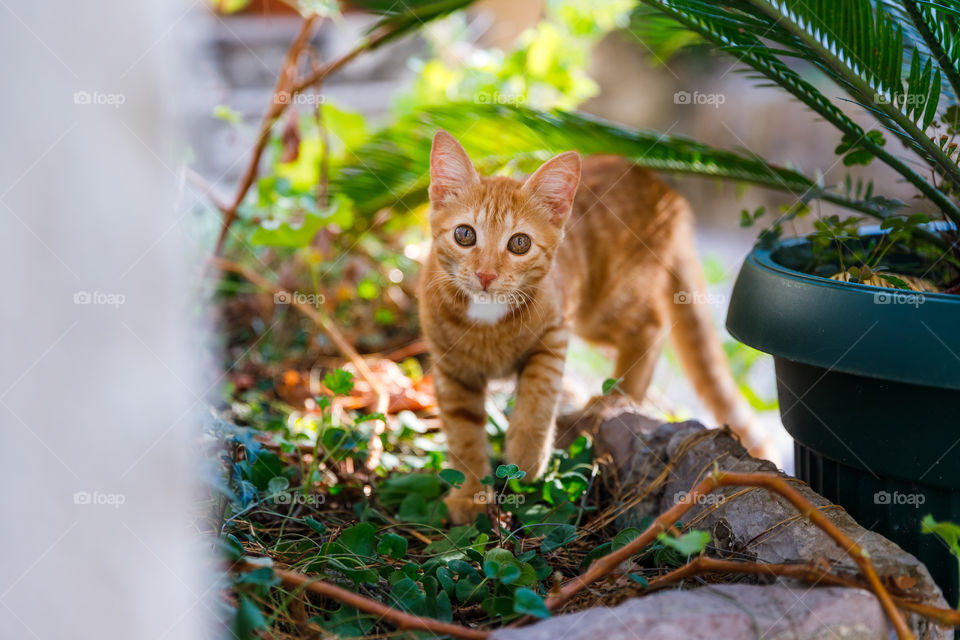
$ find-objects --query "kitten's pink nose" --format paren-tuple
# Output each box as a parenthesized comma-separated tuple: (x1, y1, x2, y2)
(476, 272, 497, 291)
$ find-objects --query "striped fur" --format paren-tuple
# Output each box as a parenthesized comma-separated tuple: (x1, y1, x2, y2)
(420, 132, 760, 524)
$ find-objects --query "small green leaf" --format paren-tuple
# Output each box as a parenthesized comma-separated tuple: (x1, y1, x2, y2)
(324, 605, 374, 637)
(439, 468, 466, 489)
(448, 559, 480, 579)
(217, 533, 244, 561)
(234, 595, 267, 640)
(455, 576, 486, 603)
(396, 493, 447, 527)
(435, 590, 453, 621)
(235, 567, 280, 587)
(876, 274, 910, 290)
(465, 547, 485, 563)
(513, 587, 550, 618)
(516, 550, 537, 562)
(495, 464, 525, 480)
(323, 369, 355, 395)
(354, 412, 386, 424)
(483, 559, 521, 584)
(424, 525, 479, 557)
(944, 105, 960, 135)
(338, 522, 378, 557)
(391, 577, 426, 615)
(482, 595, 516, 617)
(601, 378, 620, 395)
(922, 515, 960, 557)
(213, 104, 243, 125)
(379, 473, 443, 506)
(627, 573, 649, 587)
(612, 528, 641, 552)
(303, 516, 327, 534)
(657, 530, 710, 556)
(377, 532, 408, 559)
(541, 524, 577, 552)
(436, 567, 455, 594)
(267, 476, 289, 495)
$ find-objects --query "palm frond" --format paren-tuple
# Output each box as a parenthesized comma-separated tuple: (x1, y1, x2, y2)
(627, 4, 706, 61)
(636, 0, 960, 224)
(331, 103, 900, 222)
(737, 0, 960, 186)
(896, 0, 960, 100)
(351, 0, 476, 45)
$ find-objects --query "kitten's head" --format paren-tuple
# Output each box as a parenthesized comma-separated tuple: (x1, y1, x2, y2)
(427, 130, 581, 304)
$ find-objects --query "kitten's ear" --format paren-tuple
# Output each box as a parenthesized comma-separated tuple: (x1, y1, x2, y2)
(429, 130, 478, 203)
(523, 151, 582, 226)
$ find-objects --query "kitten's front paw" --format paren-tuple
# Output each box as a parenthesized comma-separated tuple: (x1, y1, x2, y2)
(444, 487, 490, 525)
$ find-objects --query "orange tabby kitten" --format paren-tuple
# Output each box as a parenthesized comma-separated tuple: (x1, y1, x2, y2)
(420, 130, 763, 524)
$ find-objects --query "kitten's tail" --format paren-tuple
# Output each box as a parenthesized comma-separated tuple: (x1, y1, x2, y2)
(666, 242, 771, 458)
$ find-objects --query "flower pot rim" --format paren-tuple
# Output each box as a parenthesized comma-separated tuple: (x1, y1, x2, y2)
(726, 232, 960, 390)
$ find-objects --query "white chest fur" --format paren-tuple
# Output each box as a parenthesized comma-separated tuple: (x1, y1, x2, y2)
(466, 300, 510, 324)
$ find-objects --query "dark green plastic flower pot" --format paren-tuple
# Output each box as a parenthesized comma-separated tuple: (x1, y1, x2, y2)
(726, 236, 960, 605)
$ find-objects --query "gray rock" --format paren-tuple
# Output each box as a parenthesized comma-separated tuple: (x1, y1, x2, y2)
(493, 585, 887, 640)
(555, 403, 950, 639)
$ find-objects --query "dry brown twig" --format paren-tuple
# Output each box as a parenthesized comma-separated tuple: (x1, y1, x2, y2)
(234, 560, 490, 640)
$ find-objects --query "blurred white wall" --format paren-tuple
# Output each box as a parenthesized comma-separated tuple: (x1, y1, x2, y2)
(0, 1, 206, 638)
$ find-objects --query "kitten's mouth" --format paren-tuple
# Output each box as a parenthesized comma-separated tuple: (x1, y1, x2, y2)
(455, 275, 522, 305)
(466, 290, 521, 306)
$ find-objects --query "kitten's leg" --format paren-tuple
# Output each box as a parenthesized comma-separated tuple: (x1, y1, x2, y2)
(613, 318, 670, 402)
(506, 327, 568, 479)
(435, 368, 491, 524)
(556, 324, 666, 449)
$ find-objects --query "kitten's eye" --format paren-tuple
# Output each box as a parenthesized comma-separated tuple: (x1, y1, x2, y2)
(507, 233, 531, 255)
(453, 225, 476, 247)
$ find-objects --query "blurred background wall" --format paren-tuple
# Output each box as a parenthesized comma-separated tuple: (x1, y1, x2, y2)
(0, 1, 206, 637)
